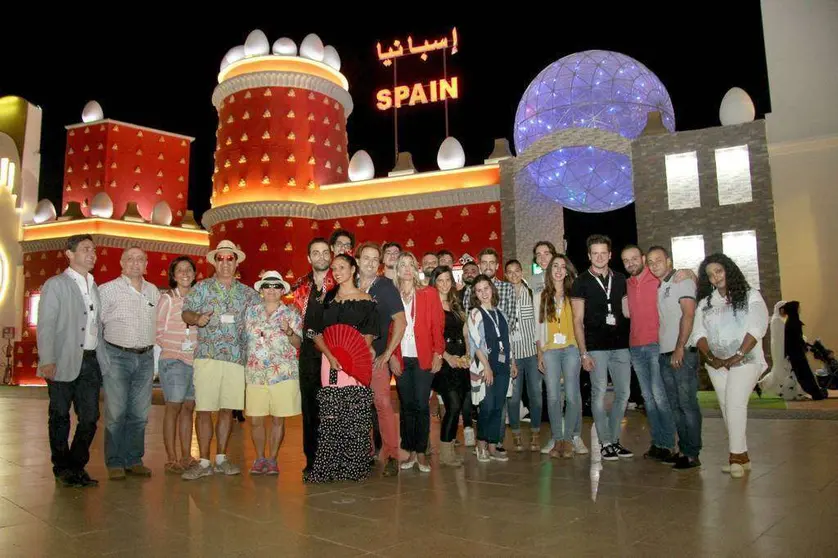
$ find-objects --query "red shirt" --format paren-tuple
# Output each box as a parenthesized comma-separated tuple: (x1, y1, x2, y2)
(626, 267, 660, 347)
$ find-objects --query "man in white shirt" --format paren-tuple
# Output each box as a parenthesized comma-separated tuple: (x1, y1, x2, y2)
(37, 234, 103, 488)
(99, 246, 160, 480)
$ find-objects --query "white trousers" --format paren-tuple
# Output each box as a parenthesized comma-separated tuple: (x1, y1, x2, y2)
(707, 362, 762, 454)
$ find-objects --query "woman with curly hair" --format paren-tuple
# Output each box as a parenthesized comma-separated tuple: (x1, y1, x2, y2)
(693, 253, 769, 478)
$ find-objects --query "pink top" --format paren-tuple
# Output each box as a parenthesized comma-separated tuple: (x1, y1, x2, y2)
(626, 267, 660, 347)
(155, 291, 199, 364)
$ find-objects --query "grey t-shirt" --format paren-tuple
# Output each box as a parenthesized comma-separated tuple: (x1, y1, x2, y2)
(658, 273, 696, 353)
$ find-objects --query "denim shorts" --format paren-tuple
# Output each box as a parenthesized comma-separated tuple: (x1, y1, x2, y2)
(158, 358, 195, 403)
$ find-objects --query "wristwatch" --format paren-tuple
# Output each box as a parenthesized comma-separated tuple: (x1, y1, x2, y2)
(581, 352, 591, 360)
(735, 349, 746, 358)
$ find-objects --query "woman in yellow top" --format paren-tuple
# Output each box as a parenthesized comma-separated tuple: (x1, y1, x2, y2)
(535, 254, 584, 459)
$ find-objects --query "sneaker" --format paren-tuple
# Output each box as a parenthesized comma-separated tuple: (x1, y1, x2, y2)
(722, 461, 752, 474)
(571, 436, 589, 455)
(673, 456, 701, 470)
(108, 467, 126, 480)
(613, 442, 634, 459)
(476, 447, 491, 462)
(264, 460, 279, 476)
(214, 459, 241, 476)
(540, 439, 556, 455)
(657, 448, 675, 462)
(489, 450, 509, 462)
(601, 444, 619, 461)
(126, 464, 153, 477)
(463, 427, 476, 447)
(495, 445, 508, 458)
(662, 452, 681, 465)
(181, 463, 213, 481)
(644, 445, 662, 460)
(250, 458, 268, 475)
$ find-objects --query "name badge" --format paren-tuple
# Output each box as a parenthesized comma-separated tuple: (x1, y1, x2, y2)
(498, 353, 507, 364)
(181, 340, 194, 351)
(605, 313, 616, 326)
(553, 333, 567, 345)
(221, 313, 236, 324)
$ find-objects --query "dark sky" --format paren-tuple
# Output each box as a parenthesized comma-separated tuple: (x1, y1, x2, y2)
(3, 4, 768, 271)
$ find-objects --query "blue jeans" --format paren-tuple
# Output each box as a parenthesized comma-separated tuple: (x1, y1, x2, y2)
(630, 344, 675, 449)
(478, 370, 510, 444)
(543, 346, 582, 442)
(505, 355, 543, 435)
(103, 344, 154, 469)
(659, 349, 703, 458)
(589, 348, 631, 446)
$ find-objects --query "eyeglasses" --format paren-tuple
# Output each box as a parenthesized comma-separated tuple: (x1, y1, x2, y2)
(261, 283, 285, 290)
(333, 242, 352, 249)
(215, 254, 236, 262)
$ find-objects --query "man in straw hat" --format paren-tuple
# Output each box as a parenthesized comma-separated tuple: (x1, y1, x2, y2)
(181, 240, 259, 480)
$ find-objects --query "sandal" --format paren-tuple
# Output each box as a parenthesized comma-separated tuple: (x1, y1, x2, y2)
(164, 461, 184, 474)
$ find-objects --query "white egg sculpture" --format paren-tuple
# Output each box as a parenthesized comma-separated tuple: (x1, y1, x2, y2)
(272, 37, 297, 56)
(221, 45, 246, 71)
(323, 45, 341, 71)
(81, 101, 104, 123)
(244, 29, 270, 57)
(437, 137, 466, 170)
(348, 150, 375, 182)
(33, 199, 57, 224)
(89, 192, 114, 218)
(151, 201, 173, 226)
(719, 87, 755, 126)
(299, 33, 325, 62)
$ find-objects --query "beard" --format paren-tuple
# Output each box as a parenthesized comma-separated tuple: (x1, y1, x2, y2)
(312, 261, 330, 272)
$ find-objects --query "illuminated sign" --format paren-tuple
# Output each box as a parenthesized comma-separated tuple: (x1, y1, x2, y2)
(374, 28, 460, 112)
(376, 78, 459, 110)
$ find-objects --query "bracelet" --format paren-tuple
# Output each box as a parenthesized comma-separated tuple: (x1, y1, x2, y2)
(735, 349, 746, 358)
(581, 353, 590, 359)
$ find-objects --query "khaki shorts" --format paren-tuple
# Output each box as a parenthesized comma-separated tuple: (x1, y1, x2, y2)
(246, 380, 302, 418)
(193, 358, 245, 412)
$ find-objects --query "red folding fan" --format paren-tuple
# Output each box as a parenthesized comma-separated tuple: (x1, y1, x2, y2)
(323, 323, 373, 386)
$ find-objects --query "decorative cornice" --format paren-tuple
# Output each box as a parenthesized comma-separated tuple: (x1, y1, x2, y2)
(211, 72, 354, 117)
(65, 119, 195, 141)
(201, 185, 500, 227)
(513, 128, 632, 171)
(21, 235, 208, 256)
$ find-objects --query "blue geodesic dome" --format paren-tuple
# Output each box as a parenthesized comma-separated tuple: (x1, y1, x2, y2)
(514, 50, 675, 213)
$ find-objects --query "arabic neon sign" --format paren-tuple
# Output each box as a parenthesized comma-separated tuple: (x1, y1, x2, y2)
(374, 28, 460, 112)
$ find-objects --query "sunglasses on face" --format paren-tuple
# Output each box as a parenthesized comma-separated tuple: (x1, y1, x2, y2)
(215, 254, 237, 262)
(261, 283, 285, 291)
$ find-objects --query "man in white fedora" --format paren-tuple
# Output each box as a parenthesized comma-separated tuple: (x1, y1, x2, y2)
(181, 240, 259, 480)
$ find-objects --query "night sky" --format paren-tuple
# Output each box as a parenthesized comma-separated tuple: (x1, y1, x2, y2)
(3, 4, 769, 272)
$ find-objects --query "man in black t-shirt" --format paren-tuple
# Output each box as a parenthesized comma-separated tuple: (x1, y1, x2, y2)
(570, 234, 634, 462)
(357, 242, 406, 477)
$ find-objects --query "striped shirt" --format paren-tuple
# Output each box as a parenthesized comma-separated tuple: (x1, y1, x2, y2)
(510, 284, 538, 359)
(100, 275, 160, 348)
(156, 291, 198, 363)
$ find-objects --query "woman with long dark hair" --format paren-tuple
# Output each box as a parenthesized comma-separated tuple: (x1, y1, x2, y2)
(693, 253, 769, 478)
(782, 301, 826, 400)
(535, 254, 585, 458)
(307, 254, 379, 483)
(155, 256, 199, 474)
(430, 266, 469, 467)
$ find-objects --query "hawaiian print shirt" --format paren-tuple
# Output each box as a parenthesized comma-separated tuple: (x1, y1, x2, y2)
(183, 278, 260, 365)
(244, 303, 303, 385)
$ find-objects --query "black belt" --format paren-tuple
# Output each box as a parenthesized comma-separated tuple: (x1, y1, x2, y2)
(83, 349, 97, 357)
(107, 341, 153, 354)
(661, 347, 697, 357)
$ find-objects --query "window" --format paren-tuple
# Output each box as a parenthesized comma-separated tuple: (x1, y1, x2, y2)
(715, 145, 752, 205)
(665, 151, 701, 210)
(722, 230, 760, 289)
(671, 235, 705, 273)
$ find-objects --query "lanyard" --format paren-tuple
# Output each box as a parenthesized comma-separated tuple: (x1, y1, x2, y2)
(484, 309, 505, 354)
(214, 280, 235, 310)
(554, 295, 564, 324)
(590, 270, 613, 314)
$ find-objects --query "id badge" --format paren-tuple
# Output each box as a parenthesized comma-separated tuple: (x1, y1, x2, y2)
(605, 313, 616, 326)
(221, 313, 235, 324)
(498, 353, 507, 364)
(553, 333, 567, 345)
(181, 340, 194, 351)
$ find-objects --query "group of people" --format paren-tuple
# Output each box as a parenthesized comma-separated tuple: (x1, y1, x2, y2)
(37, 227, 775, 487)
